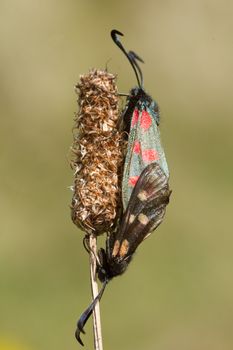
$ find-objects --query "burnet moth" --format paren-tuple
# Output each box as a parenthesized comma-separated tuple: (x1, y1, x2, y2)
(75, 30, 171, 346)
(111, 30, 169, 209)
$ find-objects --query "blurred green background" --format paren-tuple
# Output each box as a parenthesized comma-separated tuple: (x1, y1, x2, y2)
(1, 0, 233, 349)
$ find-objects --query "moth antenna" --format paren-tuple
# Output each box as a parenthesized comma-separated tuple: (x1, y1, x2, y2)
(129, 51, 144, 64)
(75, 280, 108, 346)
(128, 50, 144, 88)
(111, 29, 142, 88)
(82, 235, 90, 254)
(118, 92, 130, 97)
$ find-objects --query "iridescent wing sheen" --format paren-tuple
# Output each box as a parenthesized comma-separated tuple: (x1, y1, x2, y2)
(110, 162, 171, 259)
(122, 100, 169, 210)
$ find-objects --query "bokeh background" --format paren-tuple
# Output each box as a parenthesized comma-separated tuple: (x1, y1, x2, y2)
(1, 0, 233, 349)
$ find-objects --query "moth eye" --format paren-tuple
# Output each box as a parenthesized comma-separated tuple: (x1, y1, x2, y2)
(137, 190, 149, 201)
(112, 240, 120, 257)
(119, 239, 129, 257)
(137, 213, 149, 225)
(129, 214, 136, 223)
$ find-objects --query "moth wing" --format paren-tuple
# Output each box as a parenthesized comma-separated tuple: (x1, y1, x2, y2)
(138, 108, 169, 177)
(111, 162, 171, 258)
(122, 106, 169, 210)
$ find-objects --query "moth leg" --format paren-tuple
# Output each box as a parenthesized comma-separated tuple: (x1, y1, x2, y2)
(82, 235, 101, 266)
(118, 92, 130, 97)
(82, 235, 90, 253)
(91, 248, 101, 267)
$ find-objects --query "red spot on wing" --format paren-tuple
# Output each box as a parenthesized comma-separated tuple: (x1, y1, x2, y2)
(128, 176, 140, 187)
(142, 149, 159, 162)
(131, 109, 139, 127)
(133, 140, 141, 154)
(140, 110, 152, 130)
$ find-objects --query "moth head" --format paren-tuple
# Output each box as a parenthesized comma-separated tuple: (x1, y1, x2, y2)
(128, 87, 158, 118)
(97, 248, 109, 283)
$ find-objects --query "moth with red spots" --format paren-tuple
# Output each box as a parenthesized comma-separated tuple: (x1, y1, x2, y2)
(75, 30, 171, 346)
(98, 28, 171, 292)
(76, 164, 171, 346)
(115, 49, 170, 209)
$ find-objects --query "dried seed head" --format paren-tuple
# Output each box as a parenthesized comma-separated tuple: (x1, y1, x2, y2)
(70, 69, 126, 235)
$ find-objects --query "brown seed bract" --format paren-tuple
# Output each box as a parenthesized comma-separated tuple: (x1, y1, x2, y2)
(70, 70, 126, 235)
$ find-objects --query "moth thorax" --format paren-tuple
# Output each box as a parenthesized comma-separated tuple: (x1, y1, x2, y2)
(108, 257, 132, 278)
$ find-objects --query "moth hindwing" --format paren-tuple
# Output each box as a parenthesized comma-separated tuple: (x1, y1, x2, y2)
(98, 162, 171, 282)
(75, 162, 171, 346)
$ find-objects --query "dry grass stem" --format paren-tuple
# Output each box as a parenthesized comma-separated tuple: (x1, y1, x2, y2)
(89, 234, 103, 350)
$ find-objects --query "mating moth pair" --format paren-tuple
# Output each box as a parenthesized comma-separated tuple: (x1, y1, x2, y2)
(75, 29, 171, 346)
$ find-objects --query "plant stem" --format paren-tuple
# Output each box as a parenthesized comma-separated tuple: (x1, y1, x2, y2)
(89, 234, 103, 350)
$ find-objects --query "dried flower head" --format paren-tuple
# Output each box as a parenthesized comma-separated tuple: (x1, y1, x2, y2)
(70, 69, 125, 235)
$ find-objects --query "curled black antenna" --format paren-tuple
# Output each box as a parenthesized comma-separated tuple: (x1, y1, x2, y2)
(75, 280, 108, 346)
(128, 50, 144, 88)
(111, 29, 142, 88)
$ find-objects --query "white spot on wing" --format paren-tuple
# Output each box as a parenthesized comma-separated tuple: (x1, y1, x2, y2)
(137, 190, 148, 201)
(129, 214, 135, 223)
(138, 213, 149, 225)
